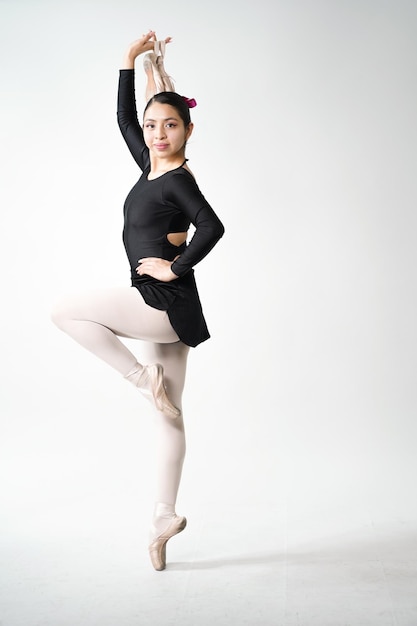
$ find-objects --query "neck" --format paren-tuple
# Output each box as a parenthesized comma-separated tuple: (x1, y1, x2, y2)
(149, 154, 186, 175)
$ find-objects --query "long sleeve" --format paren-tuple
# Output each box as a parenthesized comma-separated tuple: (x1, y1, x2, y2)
(117, 69, 150, 171)
(164, 172, 225, 277)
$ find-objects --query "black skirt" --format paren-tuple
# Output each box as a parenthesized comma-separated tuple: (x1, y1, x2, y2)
(131, 269, 210, 348)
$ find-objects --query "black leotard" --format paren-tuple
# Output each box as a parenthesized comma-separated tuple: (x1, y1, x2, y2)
(117, 70, 224, 347)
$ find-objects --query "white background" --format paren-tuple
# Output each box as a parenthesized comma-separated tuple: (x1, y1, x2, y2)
(1, 0, 417, 623)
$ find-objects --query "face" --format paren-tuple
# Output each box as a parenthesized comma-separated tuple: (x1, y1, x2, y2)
(143, 102, 193, 160)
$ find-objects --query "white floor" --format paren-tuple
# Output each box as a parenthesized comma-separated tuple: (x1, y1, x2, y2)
(1, 494, 417, 626)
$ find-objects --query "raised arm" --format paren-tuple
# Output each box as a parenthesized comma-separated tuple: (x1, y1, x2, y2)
(117, 31, 171, 169)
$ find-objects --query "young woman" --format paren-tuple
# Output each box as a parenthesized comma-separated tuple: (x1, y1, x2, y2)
(51, 31, 224, 570)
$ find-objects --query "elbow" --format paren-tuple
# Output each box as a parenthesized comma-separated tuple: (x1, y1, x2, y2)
(117, 112, 125, 132)
(205, 219, 225, 246)
(215, 220, 225, 241)
(117, 113, 123, 134)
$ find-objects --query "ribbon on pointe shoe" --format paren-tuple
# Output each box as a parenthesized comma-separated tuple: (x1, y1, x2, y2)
(154, 40, 166, 57)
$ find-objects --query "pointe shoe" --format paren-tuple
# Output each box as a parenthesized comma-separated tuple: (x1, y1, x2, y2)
(136, 363, 181, 419)
(143, 52, 165, 94)
(154, 40, 176, 92)
(156, 56, 175, 92)
(149, 515, 187, 571)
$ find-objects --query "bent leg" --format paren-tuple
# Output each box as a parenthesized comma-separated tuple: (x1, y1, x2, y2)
(51, 287, 179, 375)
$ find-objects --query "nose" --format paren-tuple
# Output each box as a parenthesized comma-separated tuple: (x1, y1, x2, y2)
(155, 124, 167, 140)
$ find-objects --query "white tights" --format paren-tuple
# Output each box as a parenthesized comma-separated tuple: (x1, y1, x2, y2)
(51, 287, 189, 529)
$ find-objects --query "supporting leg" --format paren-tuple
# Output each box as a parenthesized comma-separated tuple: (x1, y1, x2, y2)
(142, 341, 190, 570)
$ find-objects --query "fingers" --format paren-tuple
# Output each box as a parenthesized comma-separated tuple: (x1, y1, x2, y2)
(142, 31, 172, 44)
(135, 257, 177, 282)
(136, 257, 173, 280)
(136, 257, 154, 272)
(136, 257, 151, 274)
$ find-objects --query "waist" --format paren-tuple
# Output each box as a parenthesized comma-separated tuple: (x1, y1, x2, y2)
(125, 237, 186, 261)
(131, 267, 194, 287)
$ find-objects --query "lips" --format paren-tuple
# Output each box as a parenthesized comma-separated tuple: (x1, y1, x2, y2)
(154, 144, 169, 150)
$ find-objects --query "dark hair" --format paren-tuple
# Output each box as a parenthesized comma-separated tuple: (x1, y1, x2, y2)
(143, 92, 192, 127)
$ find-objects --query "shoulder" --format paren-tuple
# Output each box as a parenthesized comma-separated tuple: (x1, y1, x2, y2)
(162, 167, 207, 207)
(163, 168, 202, 194)
(170, 166, 200, 188)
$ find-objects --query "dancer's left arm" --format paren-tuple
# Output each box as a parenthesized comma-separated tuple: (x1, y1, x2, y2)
(137, 173, 224, 281)
(168, 174, 225, 277)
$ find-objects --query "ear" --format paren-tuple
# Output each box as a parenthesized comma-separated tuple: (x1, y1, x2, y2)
(185, 122, 194, 142)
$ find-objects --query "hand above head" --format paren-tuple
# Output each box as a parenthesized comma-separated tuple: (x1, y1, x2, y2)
(122, 30, 172, 69)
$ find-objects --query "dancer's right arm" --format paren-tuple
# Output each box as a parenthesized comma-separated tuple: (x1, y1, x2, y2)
(117, 69, 149, 170)
(118, 32, 172, 169)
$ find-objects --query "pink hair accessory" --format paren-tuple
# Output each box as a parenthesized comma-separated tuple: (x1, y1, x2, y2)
(182, 96, 197, 108)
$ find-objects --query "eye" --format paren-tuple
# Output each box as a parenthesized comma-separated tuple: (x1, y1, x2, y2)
(145, 123, 155, 129)
(166, 123, 177, 128)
